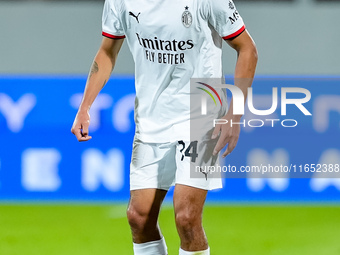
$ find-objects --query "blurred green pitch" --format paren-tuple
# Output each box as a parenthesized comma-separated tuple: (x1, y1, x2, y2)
(0, 204, 339, 255)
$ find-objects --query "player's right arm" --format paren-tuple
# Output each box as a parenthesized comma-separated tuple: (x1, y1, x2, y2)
(71, 37, 124, 142)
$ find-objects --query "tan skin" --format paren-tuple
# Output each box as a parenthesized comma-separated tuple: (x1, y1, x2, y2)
(71, 30, 257, 252)
(71, 37, 124, 142)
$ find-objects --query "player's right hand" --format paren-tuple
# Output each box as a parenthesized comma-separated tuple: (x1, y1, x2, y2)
(71, 110, 92, 142)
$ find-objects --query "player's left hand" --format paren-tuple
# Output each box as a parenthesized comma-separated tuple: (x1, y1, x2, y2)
(211, 114, 241, 158)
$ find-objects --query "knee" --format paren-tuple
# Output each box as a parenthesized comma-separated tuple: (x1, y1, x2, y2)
(175, 210, 201, 232)
(127, 206, 148, 231)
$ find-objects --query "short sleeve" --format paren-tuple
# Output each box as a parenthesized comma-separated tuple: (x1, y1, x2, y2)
(102, 0, 125, 39)
(208, 0, 245, 40)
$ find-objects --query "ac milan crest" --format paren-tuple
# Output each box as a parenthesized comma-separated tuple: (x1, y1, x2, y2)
(182, 6, 192, 28)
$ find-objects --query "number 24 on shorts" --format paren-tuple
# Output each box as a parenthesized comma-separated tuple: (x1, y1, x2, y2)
(178, 141, 198, 163)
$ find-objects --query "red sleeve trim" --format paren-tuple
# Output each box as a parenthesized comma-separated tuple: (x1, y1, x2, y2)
(102, 32, 126, 39)
(222, 25, 246, 40)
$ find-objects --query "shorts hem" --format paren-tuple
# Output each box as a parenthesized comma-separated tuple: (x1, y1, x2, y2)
(130, 185, 172, 191)
(175, 181, 223, 191)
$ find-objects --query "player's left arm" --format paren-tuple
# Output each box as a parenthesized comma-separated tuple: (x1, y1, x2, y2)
(212, 30, 258, 157)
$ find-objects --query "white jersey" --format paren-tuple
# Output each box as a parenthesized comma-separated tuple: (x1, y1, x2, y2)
(102, 0, 245, 143)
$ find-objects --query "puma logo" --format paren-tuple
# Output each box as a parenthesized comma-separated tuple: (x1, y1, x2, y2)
(129, 11, 141, 23)
(199, 167, 209, 181)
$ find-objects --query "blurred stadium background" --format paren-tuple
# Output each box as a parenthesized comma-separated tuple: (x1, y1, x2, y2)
(0, 0, 340, 254)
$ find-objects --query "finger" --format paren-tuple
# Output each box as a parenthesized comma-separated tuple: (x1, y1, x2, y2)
(78, 135, 92, 142)
(72, 127, 83, 141)
(211, 124, 221, 139)
(71, 126, 92, 142)
(222, 146, 231, 158)
(213, 135, 230, 156)
(222, 139, 237, 158)
(81, 122, 90, 136)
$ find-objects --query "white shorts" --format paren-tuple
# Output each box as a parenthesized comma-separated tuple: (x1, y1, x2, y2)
(130, 138, 223, 191)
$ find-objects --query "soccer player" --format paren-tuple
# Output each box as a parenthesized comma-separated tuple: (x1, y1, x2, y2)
(71, 0, 257, 254)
